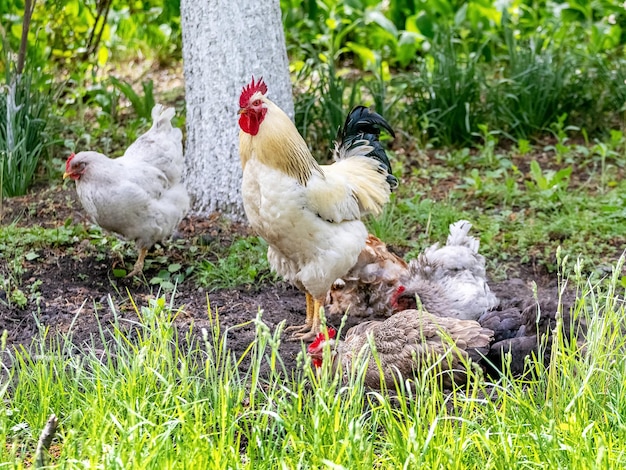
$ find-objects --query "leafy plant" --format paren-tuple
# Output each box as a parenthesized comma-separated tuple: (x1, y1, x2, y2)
(109, 77, 155, 120)
(0, 0, 182, 73)
(0, 58, 52, 199)
(526, 161, 572, 200)
(405, 30, 485, 146)
(489, 24, 577, 139)
(195, 237, 274, 291)
(149, 262, 193, 292)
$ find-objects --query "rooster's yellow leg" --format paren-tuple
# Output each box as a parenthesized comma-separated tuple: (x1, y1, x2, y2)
(126, 247, 148, 278)
(285, 292, 314, 335)
(288, 298, 324, 342)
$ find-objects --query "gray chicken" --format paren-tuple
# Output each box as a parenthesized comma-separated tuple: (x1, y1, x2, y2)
(64, 104, 190, 277)
(327, 220, 498, 320)
(308, 309, 494, 389)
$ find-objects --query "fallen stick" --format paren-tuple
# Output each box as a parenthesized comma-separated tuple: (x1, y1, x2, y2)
(34, 414, 58, 469)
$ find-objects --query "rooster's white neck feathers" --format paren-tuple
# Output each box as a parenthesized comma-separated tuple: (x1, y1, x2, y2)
(239, 98, 322, 186)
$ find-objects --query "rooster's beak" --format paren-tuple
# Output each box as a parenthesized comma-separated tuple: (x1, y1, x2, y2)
(238, 108, 246, 115)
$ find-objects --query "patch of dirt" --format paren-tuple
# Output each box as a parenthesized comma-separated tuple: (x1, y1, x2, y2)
(0, 184, 563, 376)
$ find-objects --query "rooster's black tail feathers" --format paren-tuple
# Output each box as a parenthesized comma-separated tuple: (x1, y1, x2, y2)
(335, 106, 398, 190)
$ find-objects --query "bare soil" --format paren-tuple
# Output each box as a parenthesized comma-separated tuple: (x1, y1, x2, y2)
(0, 183, 564, 376)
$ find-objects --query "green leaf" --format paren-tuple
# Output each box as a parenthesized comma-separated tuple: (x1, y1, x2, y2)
(168, 263, 182, 273)
(346, 42, 377, 69)
(529, 160, 547, 189)
(25, 251, 39, 261)
(365, 10, 398, 37)
(397, 31, 420, 67)
(10, 24, 22, 39)
(113, 269, 127, 278)
(97, 46, 109, 67)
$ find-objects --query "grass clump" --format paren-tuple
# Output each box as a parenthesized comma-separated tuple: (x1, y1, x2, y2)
(1, 256, 626, 467)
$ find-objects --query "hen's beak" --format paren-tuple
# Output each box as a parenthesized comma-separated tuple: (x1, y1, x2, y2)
(62, 172, 71, 179)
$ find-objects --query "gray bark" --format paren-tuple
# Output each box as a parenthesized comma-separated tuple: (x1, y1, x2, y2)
(181, 0, 293, 218)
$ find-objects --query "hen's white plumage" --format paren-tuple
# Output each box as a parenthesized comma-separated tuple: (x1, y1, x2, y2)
(64, 104, 189, 276)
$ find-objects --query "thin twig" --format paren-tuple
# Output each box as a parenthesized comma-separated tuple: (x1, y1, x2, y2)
(83, 0, 113, 61)
(34, 414, 58, 469)
(90, 0, 113, 58)
(83, 0, 104, 56)
(16, 0, 36, 75)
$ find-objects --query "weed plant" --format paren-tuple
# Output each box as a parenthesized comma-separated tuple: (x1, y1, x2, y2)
(0, 63, 52, 198)
(410, 33, 485, 146)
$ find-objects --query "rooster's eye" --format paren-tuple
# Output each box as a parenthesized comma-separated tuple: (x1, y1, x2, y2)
(252, 99, 262, 107)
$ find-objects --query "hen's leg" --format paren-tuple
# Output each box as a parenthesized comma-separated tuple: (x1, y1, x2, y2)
(285, 292, 314, 336)
(288, 297, 324, 342)
(126, 247, 148, 278)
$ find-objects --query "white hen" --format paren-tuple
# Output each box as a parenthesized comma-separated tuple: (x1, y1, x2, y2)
(64, 104, 190, 277)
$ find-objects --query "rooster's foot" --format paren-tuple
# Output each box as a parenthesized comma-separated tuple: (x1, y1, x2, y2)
(125, 267, 143, 278)
(285, 322, 314, 341)
(287, 329, 320, 342)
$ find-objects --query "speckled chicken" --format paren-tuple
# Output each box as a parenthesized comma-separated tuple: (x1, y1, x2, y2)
(308, 309, 494, 389)
(396, 276, 585, 376)
(392, 220, 499, 320)
(327, 220, 498, 320)
(64, 104, 189, 277)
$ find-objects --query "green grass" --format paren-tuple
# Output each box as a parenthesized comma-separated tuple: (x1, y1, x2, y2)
(1, 257, 625, 467)
(0, 64, 53, 199)
(195, 236, 275, 291)
(0, 221, 92, 308)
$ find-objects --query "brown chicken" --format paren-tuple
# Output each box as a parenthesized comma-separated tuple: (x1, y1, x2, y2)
(64, 104, 189, 277)
(308, 309, 494, 389)
(238, 77, 397, 341)
(326, 234, 408, 318)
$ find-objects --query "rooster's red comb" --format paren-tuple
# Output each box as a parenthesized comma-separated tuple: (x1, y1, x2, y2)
(65, 153, 76, 172)
(307, 327, 337, 353)
(239, 76, 268, 108)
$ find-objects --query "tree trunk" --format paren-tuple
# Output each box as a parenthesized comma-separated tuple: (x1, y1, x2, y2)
(181, 0, 293, 218)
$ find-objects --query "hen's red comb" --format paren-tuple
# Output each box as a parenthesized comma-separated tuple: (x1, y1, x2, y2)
(307, 327, 337, 353)
(239, 76, 268, 108)
(65, 153, 76, 172)
(390, 285, 406, 308)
